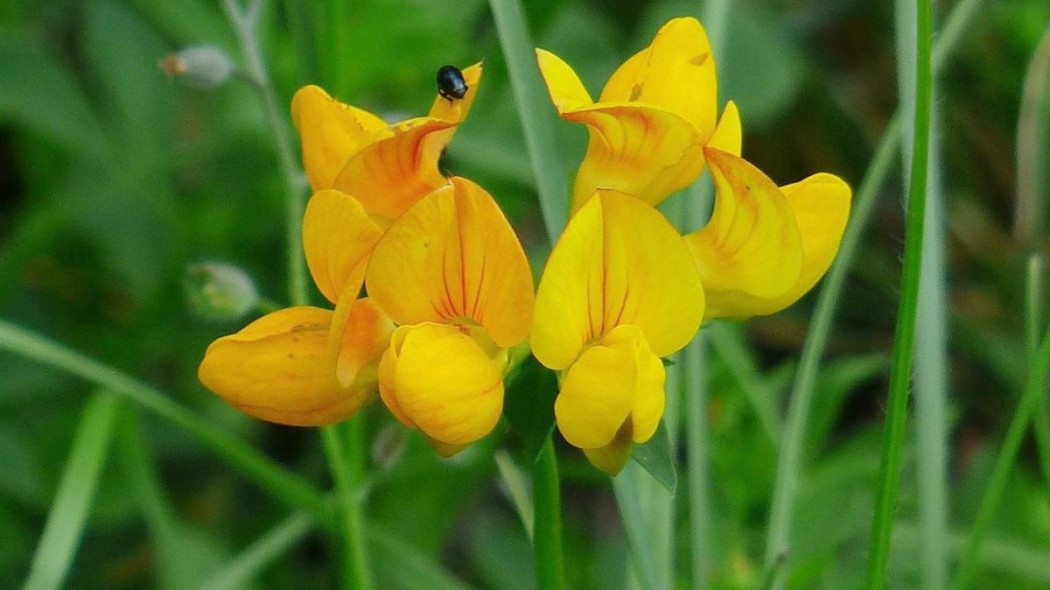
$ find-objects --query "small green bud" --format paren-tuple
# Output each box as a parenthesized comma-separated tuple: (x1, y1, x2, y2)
(160, 46, 235, 90)
(184, 262, 259, 321)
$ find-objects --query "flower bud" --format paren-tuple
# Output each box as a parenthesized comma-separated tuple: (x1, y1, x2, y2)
(160, 46, 235, 90)
(184, 262, 259, 321)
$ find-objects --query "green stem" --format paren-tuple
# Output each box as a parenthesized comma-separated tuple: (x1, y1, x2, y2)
(322, 422, 374, 590)
(763, 0, 983, 585)
(221, 0, 310, 307)
(1026, 256, 1050, 497)
(951, 326, 1050, 589)
(0, 318, 325, 516)
(23, 394, 120, 590)
(200, 513, 314, 590)
(864, 0, 932, 585)
(683, 334, 710, 589)
(533, 436, 566, 590)
(487, 0, 569, 241)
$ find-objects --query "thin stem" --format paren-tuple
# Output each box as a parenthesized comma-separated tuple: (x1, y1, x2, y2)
(864, 0, 932, 585)
(200, 513, 314, 590)
(322, 422, 374, 590)
(221, 0, 310, 307)
(951, 325, 1050, 589)
(683, 334, 711, 589)
(0, 318, 326, 516)
(763, 0, 983, 585)
(1026, 255, 1050, 497)
(533, 436, 566, 590)
(1013, 28, 1050, 243)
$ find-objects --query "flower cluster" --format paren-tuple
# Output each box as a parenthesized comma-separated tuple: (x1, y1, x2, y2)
(198, 16, 851, 475)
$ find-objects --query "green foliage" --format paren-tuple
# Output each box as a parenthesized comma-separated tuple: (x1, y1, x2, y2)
(0, 0, 1048, 588)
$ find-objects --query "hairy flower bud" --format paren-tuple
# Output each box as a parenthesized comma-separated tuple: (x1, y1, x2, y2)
(160, 46, 235, 90)
(184, 262, 259, 321)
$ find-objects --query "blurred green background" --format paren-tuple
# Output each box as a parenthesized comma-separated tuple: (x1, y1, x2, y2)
(2, 0, 1049, 588)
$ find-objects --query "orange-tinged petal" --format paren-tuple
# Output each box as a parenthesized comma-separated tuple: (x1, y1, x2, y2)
(381, 323, 504, 446)
(327, 296, 395, 388)
(302, 190, 384, 304)
(599, 17, 717, 138)
(707, 100, 741, 156)
(427, 62, 483, 123)
(684, 149, 804, 319)
(709, 173, 852, 316)
(330, 117, 454, 224)
(198, 307, 373, 426)
(291, 85, 388, 192)
(566, 105, 706, 211)
(535, 49, 594, 112)
(365, 177, 534, 347)
(532, 190, 705, 370)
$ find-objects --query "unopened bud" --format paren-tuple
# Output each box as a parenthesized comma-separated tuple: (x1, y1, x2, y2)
(184, 262, 259, 321)
(160, 46, 235, 90)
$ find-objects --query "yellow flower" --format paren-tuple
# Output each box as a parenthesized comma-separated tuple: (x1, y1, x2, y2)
(291, 63, 483, 225)
(365, 177, 535, 456)
(531, 190, 705, 474)
(536, 17, 740, 213)
(684, 147, 852, 319)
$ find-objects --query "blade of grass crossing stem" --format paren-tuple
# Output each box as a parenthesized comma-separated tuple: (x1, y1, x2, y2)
(22, 393, 120, 590)
(864, 0, 933, 585)
(0, 319, 326, 517)
(199, 513, 313, 590)
(487, 0, 569, 240)
(763, 1, 982, 586)
(897, 0, 950, 585)
(952, 326, 1050, 589)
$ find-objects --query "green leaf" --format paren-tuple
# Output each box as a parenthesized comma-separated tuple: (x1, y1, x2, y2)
(629, 420, 677, 493)
(502, 355, 558, 463)
(0, 37, 107, 155)
(23, 393, 120, 590)
(199, 513, 313, 590)
(494, 451, 534, 540)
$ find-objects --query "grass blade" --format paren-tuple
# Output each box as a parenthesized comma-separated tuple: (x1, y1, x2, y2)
(22, 393, 120, 590)
(863, 0, 933, 583)
(487, 0, 569, 240)
(369, 526, 476, 590)
(763, 1, 983, 586)
(951, 326, 1050, 589)
(200, 513, 313, 590)
(0, 318, 326, 517)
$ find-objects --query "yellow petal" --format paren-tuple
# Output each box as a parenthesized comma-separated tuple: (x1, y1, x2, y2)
(535, 49, 594, 112)
(365, 177, 534, 348)
(381, 323, 504, 446)
(291, 85, 388, 192)
(427, 62, 484, 123)
(198, 307, 373, 426)
(683, 149, 803, 319)
(330, 117, 454, 224)
(328, 296, 395, 388)
(599, 17, 717, 138)
(554, 324, 665, 450)
(707, 100, 741, 156)
(302, 190, 384, 304)
(532, 190, 705, 370)
(555, 332, 638, 449)
(711, 173, 853, 316)
(567, 104, 707, 211)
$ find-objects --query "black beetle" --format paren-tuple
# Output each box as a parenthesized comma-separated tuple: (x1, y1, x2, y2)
(436, 65, 468, 101)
